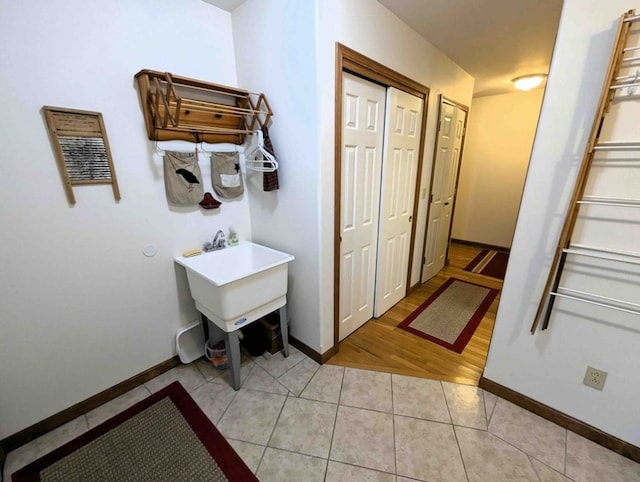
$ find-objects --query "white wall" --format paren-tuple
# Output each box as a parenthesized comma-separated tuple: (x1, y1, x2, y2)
(0, 0, 249, 438)
(484, 0, 640, 445)
(452, 90, 544, 248)
(316, 0, 475, 352)
(232, 1, 322, 351)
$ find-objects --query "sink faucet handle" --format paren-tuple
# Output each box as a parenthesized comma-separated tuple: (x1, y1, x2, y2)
(213, 229, 226, 248)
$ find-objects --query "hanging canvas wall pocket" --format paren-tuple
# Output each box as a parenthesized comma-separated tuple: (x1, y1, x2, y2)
(211, 152, 244, 199)
(163, 151, 204, 205)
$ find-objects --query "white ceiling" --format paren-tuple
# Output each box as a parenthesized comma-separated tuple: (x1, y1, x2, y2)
(203, 0, 564, 97)
(377, 0, 563, 97)
(201, 0, 246, 12)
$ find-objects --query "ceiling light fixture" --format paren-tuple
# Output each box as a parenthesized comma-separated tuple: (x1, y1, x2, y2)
(512, 74, 547, 91)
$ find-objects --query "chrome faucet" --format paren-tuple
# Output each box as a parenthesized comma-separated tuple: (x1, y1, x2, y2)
(212, 230, 226, 250)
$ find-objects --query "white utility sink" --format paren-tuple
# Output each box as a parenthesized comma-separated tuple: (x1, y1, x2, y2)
(175, 242, 295, 333)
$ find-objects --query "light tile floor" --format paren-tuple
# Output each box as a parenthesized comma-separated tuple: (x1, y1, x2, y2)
(4, 346, 640, 482)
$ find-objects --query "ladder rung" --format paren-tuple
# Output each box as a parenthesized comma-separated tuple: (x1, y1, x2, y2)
(615, 73, 640, 82)
(610, 81, 640, 90)
(624, 14, 640, 23)
(552, 288, 640, 315)
(559, 288, 640, 309)
(571, 243, 640, 258)
(564, 245, 640, 265)
(578, 196, 640, 208)
(593, 141, 640, 150)
(623, 46, 640, 52)
(621, 56, 640, 63)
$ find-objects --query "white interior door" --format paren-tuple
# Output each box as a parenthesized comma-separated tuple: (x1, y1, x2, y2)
(422, 100, 467, 282)
(339, 73, 387, 341)
(374, 88, 423, 317)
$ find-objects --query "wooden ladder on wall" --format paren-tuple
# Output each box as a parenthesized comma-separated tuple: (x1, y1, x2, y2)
(531, 9, 640, 333)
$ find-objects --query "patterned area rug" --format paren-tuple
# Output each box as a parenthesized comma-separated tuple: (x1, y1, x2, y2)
(397, 278, 499, 353)
(13, 382, 257, 482)
(463, 249, 510, 280)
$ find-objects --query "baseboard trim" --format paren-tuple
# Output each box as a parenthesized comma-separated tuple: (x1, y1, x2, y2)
(451, 238, 510, 253)
(479, 377, 640, 463)
(289, 336, 321, 363)
(0, 442, 5, 471)
(408, 281, 421, 294)
(320, 346, 338, 363)
(1, 356, 180, 454)
(289, 336, 336, 364)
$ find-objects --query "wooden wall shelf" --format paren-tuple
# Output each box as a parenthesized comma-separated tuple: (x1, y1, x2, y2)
(134, 69, 272, 145)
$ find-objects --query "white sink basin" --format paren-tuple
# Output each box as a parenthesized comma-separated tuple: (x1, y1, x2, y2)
(175, 242, 294, 332)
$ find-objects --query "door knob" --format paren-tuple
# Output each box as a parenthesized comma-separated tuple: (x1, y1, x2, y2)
(444, 202, 450, 206)
(409, 216, 413, 222)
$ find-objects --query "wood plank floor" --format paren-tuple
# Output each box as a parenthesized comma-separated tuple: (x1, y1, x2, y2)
(326, 242, 505, 386)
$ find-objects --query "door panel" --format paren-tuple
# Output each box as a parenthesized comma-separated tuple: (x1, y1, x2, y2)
(422, 100, 467, 282)
(339, 73, 386, 341)
(374, 88, 423, 317)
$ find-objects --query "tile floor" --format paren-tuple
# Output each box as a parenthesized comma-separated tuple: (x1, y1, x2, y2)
(4, 346, 640, 482)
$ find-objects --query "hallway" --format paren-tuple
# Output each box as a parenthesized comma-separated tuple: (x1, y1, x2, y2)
(328, 242, 503, 385)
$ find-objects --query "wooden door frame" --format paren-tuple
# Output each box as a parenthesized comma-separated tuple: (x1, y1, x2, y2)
(333, 43, 430, 352)
(419, 95, 470, 283)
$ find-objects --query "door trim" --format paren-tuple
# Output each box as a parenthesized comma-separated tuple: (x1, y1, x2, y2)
(419, 95, 469, 283)
(333, 43, 430, 352)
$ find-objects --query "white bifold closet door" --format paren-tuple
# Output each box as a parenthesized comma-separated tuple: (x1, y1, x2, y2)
(339, 73, 386, 341)
(339, 73, 423, 340)
(374, 88, 423, 316)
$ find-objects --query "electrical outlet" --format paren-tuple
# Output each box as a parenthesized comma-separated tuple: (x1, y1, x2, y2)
(583, 366, 608, 390)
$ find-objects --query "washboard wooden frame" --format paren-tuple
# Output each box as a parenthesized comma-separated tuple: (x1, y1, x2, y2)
(43, 106, 120, 205)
